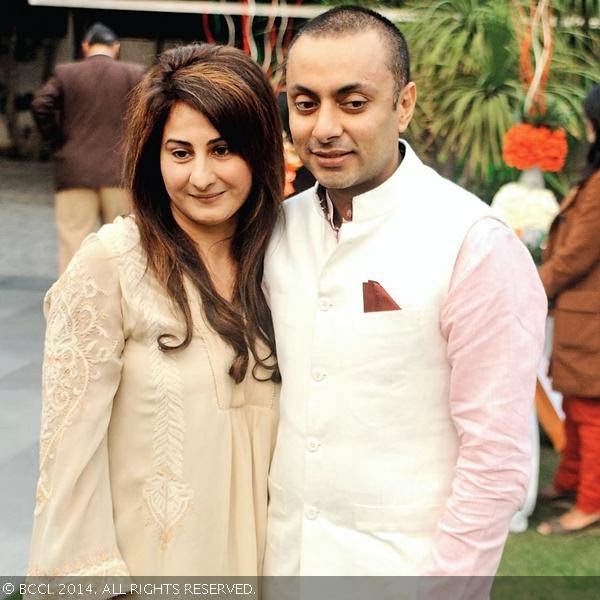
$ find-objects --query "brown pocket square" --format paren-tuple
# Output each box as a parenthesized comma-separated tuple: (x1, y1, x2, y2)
(362, 280, 401, 312)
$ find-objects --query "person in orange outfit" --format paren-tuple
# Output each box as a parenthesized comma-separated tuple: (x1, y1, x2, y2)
(537, 84, 600, 535)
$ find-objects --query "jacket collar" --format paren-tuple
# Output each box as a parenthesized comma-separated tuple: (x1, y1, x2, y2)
(312, 140, 425, 223)
(558, 186, 579, 214)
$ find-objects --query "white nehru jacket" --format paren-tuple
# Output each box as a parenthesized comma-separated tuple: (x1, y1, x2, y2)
(263, 142, 492, 575)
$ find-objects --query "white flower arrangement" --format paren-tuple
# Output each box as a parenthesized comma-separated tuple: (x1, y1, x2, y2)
(491, 182, 559, 232)
(491, 170, 560, 264)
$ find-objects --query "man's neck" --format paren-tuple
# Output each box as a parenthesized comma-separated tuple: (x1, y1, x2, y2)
(324, 142, 405, 225)
(86, 45, 115, 58)
(327, 189, 354, 224)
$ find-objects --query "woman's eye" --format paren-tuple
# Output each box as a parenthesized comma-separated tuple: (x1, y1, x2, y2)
(213, 145, 230, 157)
(172, 149, 190, 159)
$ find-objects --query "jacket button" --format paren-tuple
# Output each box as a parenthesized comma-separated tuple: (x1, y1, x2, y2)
(319, 298, 331, 311)
(312, 369, 326, 381)
(306, 438, 320, 452)
(305, 506, 319, 520)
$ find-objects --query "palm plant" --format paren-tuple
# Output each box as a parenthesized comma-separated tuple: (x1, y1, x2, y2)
(402, 0, 598, 192)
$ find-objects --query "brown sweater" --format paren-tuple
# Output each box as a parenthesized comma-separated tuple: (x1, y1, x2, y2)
(31, 54, 145, 190)
(539, 170, 600, 397)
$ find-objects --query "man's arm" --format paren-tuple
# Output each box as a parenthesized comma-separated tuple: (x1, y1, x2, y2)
(30, 75, 63, 149)
(423, 218, 546, 576)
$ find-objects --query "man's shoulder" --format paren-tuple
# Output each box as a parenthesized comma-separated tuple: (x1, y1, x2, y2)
(54, 57, 102, 81)
(268, 186, 318, 245)
(421, 166, 490, 218)
(281, 185, 317, 215)
(56, 57, 144, 76)
(400, 141, 490, 217)
(53, 59, 84, 76)
(117, 60, 146, 76)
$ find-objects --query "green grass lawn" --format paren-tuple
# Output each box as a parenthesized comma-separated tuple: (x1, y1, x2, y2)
(498, 444, 600, 576)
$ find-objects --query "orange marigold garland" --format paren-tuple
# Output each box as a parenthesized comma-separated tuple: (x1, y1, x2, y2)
(502, 123, 567, 172)
(503, 2, 567, 174)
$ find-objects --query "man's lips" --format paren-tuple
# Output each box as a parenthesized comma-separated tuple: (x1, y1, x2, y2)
(310, 149, 353, 167)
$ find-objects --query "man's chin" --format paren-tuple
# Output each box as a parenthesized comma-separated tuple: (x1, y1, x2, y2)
(307, 168, 355, 191)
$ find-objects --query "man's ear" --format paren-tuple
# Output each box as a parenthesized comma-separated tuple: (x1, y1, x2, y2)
(397, 82, 417, 134)
(81, 41, 91, 57)
(110, 42, 121, 59)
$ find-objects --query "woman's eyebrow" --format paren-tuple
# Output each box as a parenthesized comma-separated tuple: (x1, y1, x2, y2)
(164, 138, 192, 146)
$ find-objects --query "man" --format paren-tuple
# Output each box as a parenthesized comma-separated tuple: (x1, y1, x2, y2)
(263, 5, 546, 580)
(31, 22, 145, 273)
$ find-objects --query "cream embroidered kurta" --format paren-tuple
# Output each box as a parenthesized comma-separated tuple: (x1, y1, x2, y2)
(28, 216, 279, 577)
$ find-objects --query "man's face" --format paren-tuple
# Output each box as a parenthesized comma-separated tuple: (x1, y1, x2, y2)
(286, 29, 416, 199)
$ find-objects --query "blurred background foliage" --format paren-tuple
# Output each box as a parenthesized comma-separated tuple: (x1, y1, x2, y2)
(324, 0, 598, 202)
(400, 0, 599, 202)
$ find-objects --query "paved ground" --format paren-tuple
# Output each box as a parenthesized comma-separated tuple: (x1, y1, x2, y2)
(0, 158, 56, 575)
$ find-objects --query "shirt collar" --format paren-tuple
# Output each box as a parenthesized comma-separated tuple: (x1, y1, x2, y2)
(314, 140, 423, 225)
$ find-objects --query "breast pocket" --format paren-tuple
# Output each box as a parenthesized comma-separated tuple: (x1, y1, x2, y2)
(356, 284, 424, 338)
(357, 306, 424, 338)
(352, 298, 426, 370)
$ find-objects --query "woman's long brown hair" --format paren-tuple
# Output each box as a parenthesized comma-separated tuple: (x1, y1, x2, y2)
(123, 44, 283, 383)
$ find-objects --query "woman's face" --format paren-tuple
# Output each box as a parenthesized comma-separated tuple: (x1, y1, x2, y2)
(160, 101, 253, 240)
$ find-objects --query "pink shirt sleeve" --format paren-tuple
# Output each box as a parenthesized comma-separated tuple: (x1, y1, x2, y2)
(422, 217, 547, 577)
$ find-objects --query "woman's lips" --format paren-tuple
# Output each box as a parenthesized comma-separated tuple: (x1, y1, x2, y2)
(189, 191, 224, 202)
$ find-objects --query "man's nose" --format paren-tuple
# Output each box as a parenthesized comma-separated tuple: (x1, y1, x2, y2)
(312, 104, 343, 143)
(189, 156, 217, 190)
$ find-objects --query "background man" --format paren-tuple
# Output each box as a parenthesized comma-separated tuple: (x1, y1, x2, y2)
(31, 22, 145, 273)
(263, 5, 546, 581)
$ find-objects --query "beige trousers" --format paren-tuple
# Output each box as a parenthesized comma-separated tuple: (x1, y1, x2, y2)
(55, 187, 131, 273)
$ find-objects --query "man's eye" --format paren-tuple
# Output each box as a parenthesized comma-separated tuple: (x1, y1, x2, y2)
(212, 145, 230, 157)
(343, 99, 367, 110)
(295, 101, 317, 112)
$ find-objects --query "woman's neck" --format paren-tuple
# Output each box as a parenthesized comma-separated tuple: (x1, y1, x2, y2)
(172, 215, 238, 302)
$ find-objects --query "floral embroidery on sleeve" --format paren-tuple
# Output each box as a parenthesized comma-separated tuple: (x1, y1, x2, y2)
(28, 548, 128, 576)
(35, 243, 121, 516)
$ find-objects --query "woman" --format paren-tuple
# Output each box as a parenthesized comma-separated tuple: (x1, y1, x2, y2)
(28, 44, 284, 575)
(537, 84, 600, 535)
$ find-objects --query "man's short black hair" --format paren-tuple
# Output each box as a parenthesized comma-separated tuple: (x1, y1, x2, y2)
(288, 5, 410, 104)
(83, 22, 119, 46)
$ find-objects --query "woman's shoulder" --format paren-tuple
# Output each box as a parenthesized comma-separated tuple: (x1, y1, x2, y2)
(95, 215, 141, 258)
(55, 217, 144, 292)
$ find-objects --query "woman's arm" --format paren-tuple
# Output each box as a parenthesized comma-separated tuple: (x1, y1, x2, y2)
(539, 179, 600, 299)
(28, 234, 129, 578)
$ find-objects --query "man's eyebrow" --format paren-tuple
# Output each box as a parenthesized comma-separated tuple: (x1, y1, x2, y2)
(290, 82, 373, 96)
(290, 84, 317, 96)
(336, 82, 371, 95)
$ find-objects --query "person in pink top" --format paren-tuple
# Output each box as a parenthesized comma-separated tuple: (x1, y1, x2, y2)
(262, 5, 547, 592)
